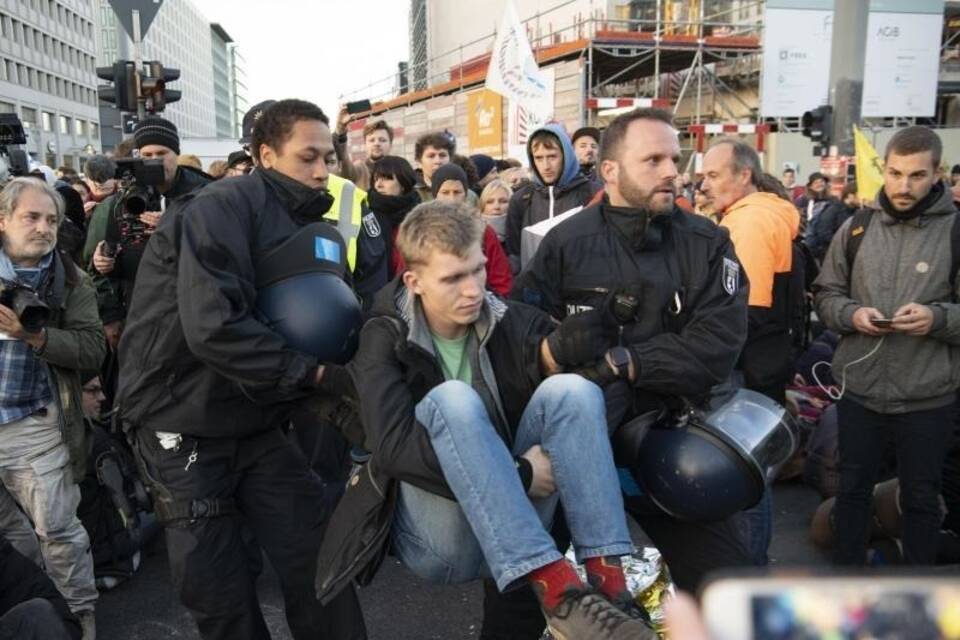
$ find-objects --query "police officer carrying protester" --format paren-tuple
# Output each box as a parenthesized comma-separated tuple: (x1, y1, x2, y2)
(116, 100, 366, 639)
(514, 108, 753, 594)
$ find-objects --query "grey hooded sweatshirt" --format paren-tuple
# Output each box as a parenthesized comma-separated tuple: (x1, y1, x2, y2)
(814, 183, 960, 414)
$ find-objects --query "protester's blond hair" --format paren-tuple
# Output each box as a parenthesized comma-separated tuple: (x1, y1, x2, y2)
(479, 179, 513, 214)
(396, 200, 483, 267)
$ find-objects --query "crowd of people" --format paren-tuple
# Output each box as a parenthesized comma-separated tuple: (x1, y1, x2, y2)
(0, 96, 958, 640)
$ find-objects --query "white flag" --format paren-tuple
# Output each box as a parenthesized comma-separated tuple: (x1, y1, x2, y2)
(485, 0, 548, 104)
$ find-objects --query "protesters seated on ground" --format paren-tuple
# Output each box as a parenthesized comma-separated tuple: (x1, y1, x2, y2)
(317, 201, 657, 640)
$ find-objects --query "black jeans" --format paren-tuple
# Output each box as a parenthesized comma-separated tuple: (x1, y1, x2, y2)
(0, 599, 73, 640)
(133, 427, 365, 640)
(834, 398, 954, 565)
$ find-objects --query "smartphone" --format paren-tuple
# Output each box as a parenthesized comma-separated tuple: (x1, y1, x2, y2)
(345, 99, 371, 115)
(701, 573, 960, 640)
(870, 317, 893, 327)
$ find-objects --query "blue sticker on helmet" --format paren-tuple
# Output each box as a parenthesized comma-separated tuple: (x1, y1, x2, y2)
(315, 237, 341, 263)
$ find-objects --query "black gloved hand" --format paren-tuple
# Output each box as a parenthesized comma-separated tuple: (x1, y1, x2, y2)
(574, 356, 620, 388)
(546, 310, 615, 367)
(318, 364, 357, 400)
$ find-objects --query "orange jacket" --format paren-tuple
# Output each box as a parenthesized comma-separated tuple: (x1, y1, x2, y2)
(720, 192, 800, 308)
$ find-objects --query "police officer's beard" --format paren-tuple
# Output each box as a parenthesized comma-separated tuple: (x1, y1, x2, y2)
(606, 173, 676, 249)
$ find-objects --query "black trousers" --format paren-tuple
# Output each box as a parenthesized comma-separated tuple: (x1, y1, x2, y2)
(479, 496, 751, 639)
(834, 398, 954, 565)
(0, 599, 73, 640)
(133, 427, 365, 640)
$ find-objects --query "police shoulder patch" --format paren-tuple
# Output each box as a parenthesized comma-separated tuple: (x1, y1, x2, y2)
(722, 257, 739, 295)
(362, 212, 381, 238)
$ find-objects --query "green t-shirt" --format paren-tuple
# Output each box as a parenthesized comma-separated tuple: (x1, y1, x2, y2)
(432, 332, 472, 385)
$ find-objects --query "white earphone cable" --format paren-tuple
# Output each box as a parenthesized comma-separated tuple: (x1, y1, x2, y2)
(811, 336, 886, 401)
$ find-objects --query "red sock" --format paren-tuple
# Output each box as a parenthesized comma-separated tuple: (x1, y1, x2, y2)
(585, 556, 629, 601)
(528, 559, 585, 611)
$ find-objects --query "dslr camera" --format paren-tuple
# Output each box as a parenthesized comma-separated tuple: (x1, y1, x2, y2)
(0, 278, 50, 333)
(0, 114, 29, 183)
(113, 158, 165, 248)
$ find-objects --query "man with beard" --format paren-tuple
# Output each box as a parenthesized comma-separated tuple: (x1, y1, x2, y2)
(498, 107, 752, 637)
(116, 100, 365, 639)
(814, 126, 960, 566)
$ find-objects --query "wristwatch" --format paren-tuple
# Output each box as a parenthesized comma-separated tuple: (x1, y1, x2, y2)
(607, 346, 632, 379)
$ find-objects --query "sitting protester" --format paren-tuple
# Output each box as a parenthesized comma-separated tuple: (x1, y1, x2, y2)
(317, 201, 655, 640)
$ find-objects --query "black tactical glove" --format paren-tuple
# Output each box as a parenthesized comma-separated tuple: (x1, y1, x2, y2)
(546, 310, 615, 368)
(574, 358, 619, 387)
(317, 364, 356, 400)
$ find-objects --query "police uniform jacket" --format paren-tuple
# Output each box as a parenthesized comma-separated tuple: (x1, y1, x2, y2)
(514, 201, 749, 414)
(116, 170, 386, 438)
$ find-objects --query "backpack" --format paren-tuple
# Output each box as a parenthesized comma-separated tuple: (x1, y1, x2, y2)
(845, 209, 960, 295)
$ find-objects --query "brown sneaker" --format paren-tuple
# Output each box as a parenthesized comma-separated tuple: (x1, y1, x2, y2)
(544, 590, 658, 640)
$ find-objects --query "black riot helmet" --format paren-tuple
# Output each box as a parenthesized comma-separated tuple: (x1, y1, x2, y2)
(254, 222, 361, 364)
(615, 389, 799, 522)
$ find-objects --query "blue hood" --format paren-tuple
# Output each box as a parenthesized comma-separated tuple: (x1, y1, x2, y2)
(526, 123, 581, 189)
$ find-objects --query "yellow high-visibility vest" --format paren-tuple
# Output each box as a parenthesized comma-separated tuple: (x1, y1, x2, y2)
(324, 174, 366, 270)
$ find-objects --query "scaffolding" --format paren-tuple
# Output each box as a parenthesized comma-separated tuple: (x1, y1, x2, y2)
(340, 0, 764, 129)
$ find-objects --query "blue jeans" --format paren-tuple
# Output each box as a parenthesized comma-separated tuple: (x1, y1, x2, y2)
(742, 486, 772, 565)
(392, 374, 634, 591)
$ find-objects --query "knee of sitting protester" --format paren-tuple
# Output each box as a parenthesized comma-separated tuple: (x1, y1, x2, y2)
(539, 373, 603, 405)
(422, 380, 485, 416)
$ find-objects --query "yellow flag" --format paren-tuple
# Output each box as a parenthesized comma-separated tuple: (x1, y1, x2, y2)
(854, 125, 884, 202)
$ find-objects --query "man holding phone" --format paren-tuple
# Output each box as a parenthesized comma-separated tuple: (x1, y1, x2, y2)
(814, 125, 960, 566)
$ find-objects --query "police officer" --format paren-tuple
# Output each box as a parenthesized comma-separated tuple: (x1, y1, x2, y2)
(116, 100, 367, 639)
(241, 100, 387, 306)
(515, 107, 753, 591)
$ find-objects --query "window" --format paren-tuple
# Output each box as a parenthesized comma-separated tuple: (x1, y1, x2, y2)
(41, 111, 52, 131)
(0, 101, 14, 114)
(5, 61, 14, 83)
(27, 67, 35, 89)
(59, 115, 69, 134)
(90, 122, 98, 140)
(21, 107, 37, 128)
(11, 19, 19, 43)
(74, 119, 84, 136)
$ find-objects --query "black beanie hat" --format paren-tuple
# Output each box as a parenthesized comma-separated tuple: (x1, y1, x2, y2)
(572, 126, 601, 146)
(469, 154, 496, 180)
(431, 164, 469, 199)
(133, 116, 180, 155)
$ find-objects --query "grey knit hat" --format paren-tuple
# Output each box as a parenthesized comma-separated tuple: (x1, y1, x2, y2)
(133, 116, 180, 154)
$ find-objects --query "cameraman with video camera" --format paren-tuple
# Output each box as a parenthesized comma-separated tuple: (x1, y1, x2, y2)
(0, 177, 106, 640)
(91, 117, 211, 351)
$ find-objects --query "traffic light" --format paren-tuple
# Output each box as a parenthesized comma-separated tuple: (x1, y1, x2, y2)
(97, 61, 138, 112)
(801, 105, 833, 156)
(141, 61, 181, 113)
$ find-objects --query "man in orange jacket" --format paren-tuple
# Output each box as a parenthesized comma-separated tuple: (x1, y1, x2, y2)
(701, 139, 801, 403)
(701, 139, 802, 568)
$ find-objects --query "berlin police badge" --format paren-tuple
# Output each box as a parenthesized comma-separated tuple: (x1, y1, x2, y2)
(722, 257, 739, 295)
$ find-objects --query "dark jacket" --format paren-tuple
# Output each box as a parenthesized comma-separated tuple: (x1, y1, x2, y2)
(117, 171, 341, 437)
(315, 279, 555, 602)
(94, 165, 213, 323)
(37, 251, 107, 481)
(514, 202, 749, 416)
(806, 200, 856, 261)
(0, 536, 81, 639)
(505, 123, 601, 271)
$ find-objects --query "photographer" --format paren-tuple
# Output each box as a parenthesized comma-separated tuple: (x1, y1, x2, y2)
(91, 117, 211, 350)
(0, 177, 106, 640)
